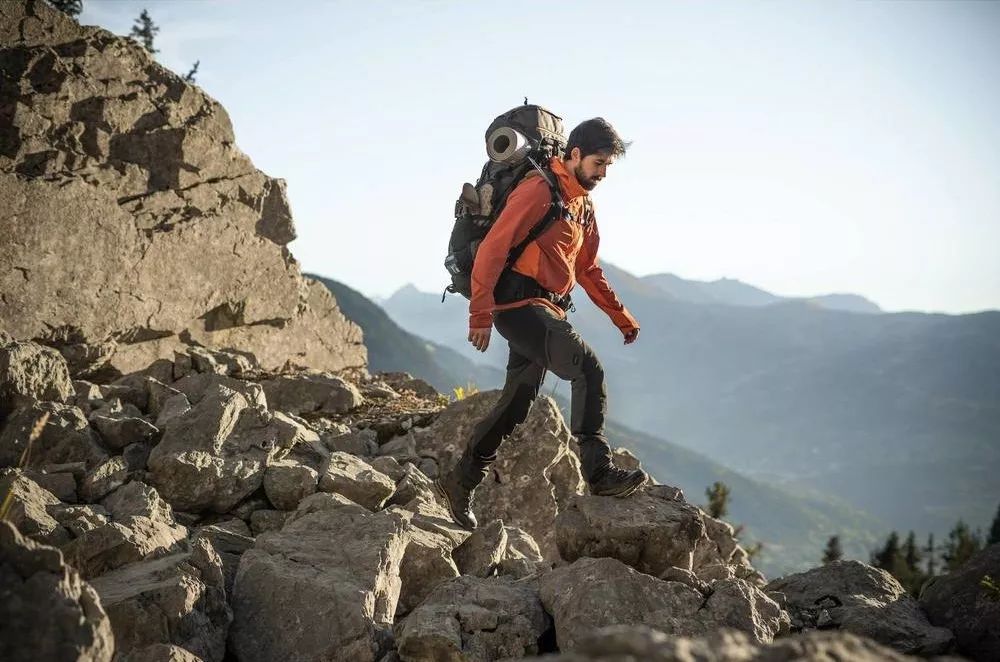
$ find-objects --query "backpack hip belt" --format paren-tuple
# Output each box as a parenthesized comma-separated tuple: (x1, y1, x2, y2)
(494, 270, 574, 312)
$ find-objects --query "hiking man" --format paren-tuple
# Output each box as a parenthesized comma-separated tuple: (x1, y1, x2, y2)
(436, 117, 648, 530)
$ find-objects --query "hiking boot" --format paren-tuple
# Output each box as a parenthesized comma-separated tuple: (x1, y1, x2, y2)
(434, 471, 478, 530)
(588, 466, 648, 497)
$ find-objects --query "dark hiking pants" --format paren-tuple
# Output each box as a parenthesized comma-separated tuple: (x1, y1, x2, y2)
(456, 303, 613, 488)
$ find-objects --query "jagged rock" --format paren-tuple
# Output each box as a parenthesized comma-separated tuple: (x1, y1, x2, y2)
(326, 427, 380, 456)
(263, 459, 318, 510)
(62, 515, 187, 579)
(318, 451, 396, 510)
(170, 373, 266, 409)
(394, 513, 460, 616)
(659, 566, 711, 594)
(555, 485, 705, 578)
(78, 456, 131, 502)
(386, 462, 436, 508)
(0, 341, 73, 415)
(186, 346, 258, 377)
(0, 401, 108, 470)
(90, 538, 230, 662)
(123, 441, 153, 472)
(396, 575, 551, 662)
(766, 560, 953, 655)
(89, 412, 158, 451)
(118, 644, 204, 662)
(539, 557, 786, 652)
(193, 521, 253, 597)
(227, 493, 271, 522)
(231, 505, 411, 662)
(0, 521, 114, 662)
(49, 504, 111, 538)
(452, 518, 508, 577)
(411, 392, 585, 559)
(146, 378, 183, 417)
(261, 371, 364, 415)
(379, 372, 440, 400)
(370, 455, 407, 482)
(25, 467, 77, 501)
(0, 1, 365, 376)
(147, 383, 280, 512)
(527, 625, 911, 662)
(498, 526, 547, 579)
(0, 468, 70, 545)
(285, 491, 371, 524)
(249, 509, 288, 535)
(155, 393, 192, 429)
(101, 481, 176, 524)
(920, 543, 1000, 661)
(377, 432, 420, 464)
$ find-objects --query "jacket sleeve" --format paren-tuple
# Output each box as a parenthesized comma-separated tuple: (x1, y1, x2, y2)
(574, 218, 640, 335)
(468, 177, 550, 329)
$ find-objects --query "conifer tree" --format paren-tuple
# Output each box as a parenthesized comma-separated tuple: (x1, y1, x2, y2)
(130, 9, 160, 54)
(183, 60, 200, 84)
(943, 520, 983, 572)
(822, 535, 843, 564)
(989, 503, 1000, 545)
(48, 0, 82, 16)
(705, 481, 731, 519)
(923, 533, 937, 578)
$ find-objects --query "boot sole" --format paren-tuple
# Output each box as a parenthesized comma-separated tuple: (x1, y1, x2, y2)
(433, 479, 477, 530)
(591, 471, 648, 498)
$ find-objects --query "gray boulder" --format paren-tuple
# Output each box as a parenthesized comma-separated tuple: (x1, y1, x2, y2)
(101, 481, 176, 524)
(62, 514, 187, 579)
(230, 505, 411, 662)
(318, 451, 396, 510)
(396, 575, 551, 662)
(766, 559, 953, 655)
(452, 518, 508, 577)
(0, 401, 108, 470)
(411, 392, 586, 559)
(193, 521, 254, 597)
(118, 644, 205, 662)
(0, 341, 73, 415)
(0, 521, 114, 662)
(90, 539, 230, 661)
(78, 456, 131, 502)
(263, 459, 318, 510)
(0, 468, 70, 545)
(394, 514, 460, 616)
(525, 625, 911, 662)
(539, 557, 786, 652)
(147, 383, 280, 512)
(89, 412, 158, 452)
(261, 371, 364, 415)
(555, 485, 706, 578)
(920, 543, 1000, 661)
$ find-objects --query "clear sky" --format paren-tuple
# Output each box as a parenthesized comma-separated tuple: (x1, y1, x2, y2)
(80, 0, 1000, 314)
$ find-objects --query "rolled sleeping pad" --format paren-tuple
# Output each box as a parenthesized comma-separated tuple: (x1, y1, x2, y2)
(486, 126, 531, 164)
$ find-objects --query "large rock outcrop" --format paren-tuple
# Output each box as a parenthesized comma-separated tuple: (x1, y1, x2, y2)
(0, 521, 115, 662)
(766, 560, 953, 655)
(920, 543, 1000, 661)
(0, 0, 365, 377)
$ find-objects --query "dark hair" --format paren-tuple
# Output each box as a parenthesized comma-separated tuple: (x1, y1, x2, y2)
(566, 117, 631, 159)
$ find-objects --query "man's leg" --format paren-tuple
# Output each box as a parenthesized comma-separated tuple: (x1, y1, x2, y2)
(455, 347, 547, 489)
(500, 304, 646, 496)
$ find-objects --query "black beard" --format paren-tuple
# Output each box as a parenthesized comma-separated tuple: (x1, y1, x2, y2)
(574, 164, 597, 191)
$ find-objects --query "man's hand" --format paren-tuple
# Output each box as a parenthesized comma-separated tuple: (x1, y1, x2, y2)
(623, 328, 640, 345)
(469, 326, 492, 352)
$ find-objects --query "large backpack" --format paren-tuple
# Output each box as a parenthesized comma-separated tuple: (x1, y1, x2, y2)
(442, 103, 568, 301)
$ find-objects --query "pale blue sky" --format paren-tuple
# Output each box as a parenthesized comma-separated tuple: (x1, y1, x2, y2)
(80, 0, 1000, 314)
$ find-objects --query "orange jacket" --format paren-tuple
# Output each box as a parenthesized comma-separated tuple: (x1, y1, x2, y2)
(469, 156, 639, 336)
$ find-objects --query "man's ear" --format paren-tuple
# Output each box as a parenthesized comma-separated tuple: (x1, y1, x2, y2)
(567, 146, 581, 163)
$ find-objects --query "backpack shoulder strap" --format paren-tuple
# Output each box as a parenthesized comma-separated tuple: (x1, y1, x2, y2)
(504, 170, 565, 269)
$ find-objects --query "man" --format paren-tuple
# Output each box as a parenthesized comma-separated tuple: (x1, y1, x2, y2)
(435, 117, 647, 530)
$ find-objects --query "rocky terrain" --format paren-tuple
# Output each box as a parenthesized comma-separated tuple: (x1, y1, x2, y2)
(1, 2, 997, 661)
